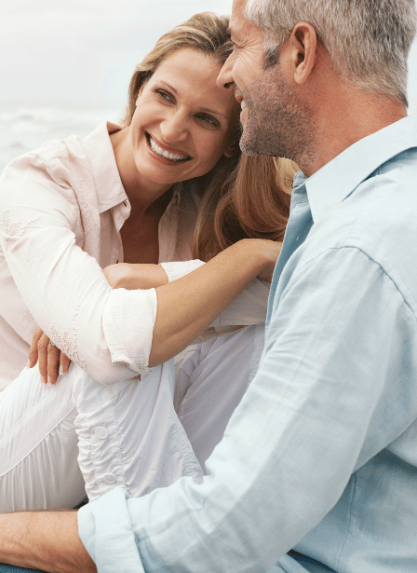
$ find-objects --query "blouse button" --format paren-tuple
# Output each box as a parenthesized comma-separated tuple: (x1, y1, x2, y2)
(104, 474, 116, 484)
(95, 427, 108, 440)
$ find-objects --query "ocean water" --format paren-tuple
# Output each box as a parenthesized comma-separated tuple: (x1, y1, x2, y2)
(1, 99, 416, 175)
(0, 100, 123, 173)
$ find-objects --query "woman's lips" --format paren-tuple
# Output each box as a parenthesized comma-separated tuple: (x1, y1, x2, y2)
(146, 133, 191, 163)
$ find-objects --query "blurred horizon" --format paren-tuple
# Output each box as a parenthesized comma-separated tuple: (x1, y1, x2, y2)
(1, 0, 416, 107)
(1, 0, 416, 170)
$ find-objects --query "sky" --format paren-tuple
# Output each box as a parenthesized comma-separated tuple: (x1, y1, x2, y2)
(1, 0, 417, 111)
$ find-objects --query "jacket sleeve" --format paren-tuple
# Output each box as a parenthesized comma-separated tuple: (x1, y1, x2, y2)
(0, 153, 156, 384)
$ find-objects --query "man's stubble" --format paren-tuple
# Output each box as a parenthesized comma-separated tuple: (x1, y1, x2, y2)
(240, 63, 315, 169)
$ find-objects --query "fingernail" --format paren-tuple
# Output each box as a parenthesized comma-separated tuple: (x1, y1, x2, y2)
(47, 376, 52, 385)
(26, 360, 31, 368)
(59, 366, 64, 376)
(41, 376, 46, 384)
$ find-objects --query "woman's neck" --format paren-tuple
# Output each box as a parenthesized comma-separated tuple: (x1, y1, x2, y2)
(111, 127, 175, 264)
(111, 126, 172, 217)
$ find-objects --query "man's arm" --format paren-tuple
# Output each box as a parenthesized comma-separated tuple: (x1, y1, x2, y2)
(0, 511, 95, 573)
(78, 246, 417, 572)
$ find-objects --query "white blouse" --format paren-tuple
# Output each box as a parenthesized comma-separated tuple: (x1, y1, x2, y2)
(0, 123, 269, 391)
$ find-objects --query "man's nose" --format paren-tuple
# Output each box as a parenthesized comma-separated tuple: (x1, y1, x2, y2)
(217, 54, 235, 89)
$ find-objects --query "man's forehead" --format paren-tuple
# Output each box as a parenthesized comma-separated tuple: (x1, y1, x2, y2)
(230, 0, 256, 36)
(230, 0, 265, 44)
(230, 0, 247, 28)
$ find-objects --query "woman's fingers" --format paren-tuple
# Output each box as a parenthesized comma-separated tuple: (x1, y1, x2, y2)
(47, 342, 62, 385)
(28, 327, 44, 368)
(37, 333, 58, 384)
(37, 333, 51, 383)
(59, 352, 71, 376)
(29, 328, 72, 384)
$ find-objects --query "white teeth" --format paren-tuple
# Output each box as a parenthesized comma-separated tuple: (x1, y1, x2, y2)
(148, 135, 188, 162)
(241, 100, 247, 111)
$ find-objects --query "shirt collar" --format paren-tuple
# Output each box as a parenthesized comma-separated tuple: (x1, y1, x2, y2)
(304, 114, 417, 224)
(83, 122, 128, 214)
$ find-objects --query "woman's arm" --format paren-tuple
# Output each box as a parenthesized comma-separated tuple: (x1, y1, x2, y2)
(149, 239, 278, 366)
(28, 264, 169, 384)
(31, 241, 278, 382)
(97, 242, 276, 365)
(84, 239, 277, 367)
(102, 263, 169, 290)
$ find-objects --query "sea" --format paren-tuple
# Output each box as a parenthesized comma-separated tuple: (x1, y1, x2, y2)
(0, 100, 123, 173)
(1, 98, 416, 174)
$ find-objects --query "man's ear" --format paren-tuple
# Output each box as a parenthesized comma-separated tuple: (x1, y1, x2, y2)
(287, 22, 318, 85)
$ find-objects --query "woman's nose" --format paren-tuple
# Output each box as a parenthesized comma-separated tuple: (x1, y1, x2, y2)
(217, 53, 235, 89)
(160, 112, 188, 143)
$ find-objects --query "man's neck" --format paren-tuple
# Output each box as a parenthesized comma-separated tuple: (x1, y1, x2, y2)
(299, 87, 407, 178)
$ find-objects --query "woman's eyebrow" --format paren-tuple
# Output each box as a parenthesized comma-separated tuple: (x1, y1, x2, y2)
(199, 106, 228, 120)
(158, 80, 178, 94)
(158, 80, 228, 120)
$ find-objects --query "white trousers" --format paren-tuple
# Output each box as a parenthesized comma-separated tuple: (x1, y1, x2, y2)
(0, 325, 264, 512)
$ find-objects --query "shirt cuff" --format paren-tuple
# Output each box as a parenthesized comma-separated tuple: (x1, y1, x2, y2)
(78, 488, 145, 573)
(102, 288, 157, 378)
(159, 259, 205, 282)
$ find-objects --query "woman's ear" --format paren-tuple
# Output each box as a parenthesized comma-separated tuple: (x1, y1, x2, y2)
(224, 144, 237, 158)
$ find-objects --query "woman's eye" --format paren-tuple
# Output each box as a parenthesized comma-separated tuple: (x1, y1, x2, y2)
(197, 114, 219, 128)
(156, 89, 173, 102)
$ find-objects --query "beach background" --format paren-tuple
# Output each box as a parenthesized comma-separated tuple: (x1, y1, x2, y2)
(1, 0, 417, 172)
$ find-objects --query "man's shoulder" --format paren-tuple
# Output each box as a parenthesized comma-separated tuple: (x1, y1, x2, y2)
(309, 150, 417, 255)
(288, 154, 417, 311)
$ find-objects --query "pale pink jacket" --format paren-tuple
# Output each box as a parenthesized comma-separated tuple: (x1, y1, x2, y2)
(0, 123, 269, 391)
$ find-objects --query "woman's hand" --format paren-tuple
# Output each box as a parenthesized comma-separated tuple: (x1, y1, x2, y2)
(103, 263, 168, 290)
(28, 328, 71, 385)
(254, 239, 282, 282)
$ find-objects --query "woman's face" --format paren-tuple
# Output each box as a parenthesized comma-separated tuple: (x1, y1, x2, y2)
(129, 47, 239, 192)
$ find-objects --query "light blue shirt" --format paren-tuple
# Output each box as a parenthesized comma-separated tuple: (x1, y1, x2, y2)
(78, 114, 417, 573)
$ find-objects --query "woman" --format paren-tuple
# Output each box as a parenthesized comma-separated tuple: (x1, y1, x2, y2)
(0, 13, 295, 511)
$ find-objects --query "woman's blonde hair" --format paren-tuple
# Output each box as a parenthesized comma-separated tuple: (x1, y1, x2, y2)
(122, 12, 297, 260)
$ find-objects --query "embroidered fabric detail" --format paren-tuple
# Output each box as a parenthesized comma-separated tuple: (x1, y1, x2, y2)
(50, 305, 87, 370)
(0, 211, 40, 250)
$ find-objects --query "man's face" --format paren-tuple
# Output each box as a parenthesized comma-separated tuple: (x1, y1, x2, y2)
(218, 0, 313, 162)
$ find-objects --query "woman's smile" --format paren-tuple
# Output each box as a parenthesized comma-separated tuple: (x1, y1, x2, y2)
(145, 132, 191, 164)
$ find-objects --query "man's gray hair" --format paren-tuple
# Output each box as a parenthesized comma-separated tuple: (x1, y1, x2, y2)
(244, 0, 417, 106)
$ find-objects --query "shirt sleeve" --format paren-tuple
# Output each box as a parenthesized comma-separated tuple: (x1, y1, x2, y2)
(0, 154, 156, 384)
(160, 260, 206, 282)
(78, 246, 417, 571)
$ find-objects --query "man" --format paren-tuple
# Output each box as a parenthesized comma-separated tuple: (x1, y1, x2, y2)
(1, 0, 417, 571)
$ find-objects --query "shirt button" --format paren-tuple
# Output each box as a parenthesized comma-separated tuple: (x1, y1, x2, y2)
(104, 474, 116, 484)
(95, 427, 108, 440)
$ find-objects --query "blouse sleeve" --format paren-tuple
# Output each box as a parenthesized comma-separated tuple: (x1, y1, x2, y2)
(0, 152, 156, 384)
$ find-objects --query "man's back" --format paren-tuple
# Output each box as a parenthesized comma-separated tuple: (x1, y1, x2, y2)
(267, 114, 417, 572)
